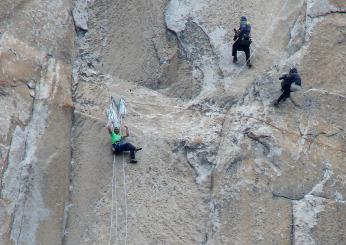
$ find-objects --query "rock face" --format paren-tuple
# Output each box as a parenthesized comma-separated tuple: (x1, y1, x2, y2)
(0, 1, 74, 244)
(0, 0, 345, 244)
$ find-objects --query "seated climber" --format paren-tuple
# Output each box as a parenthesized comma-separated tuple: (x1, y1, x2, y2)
(232, 14, 252, 68)
(108, 126, 142, 163)
(274, 67, 302, 107)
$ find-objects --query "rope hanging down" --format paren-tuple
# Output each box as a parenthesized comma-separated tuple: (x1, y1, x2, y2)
(122, 153, 128, 245)
(109, 155, 118, 245)
(107, 96, 128, 244)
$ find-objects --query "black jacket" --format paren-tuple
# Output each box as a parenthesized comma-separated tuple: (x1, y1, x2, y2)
(279, 73, 301, 91)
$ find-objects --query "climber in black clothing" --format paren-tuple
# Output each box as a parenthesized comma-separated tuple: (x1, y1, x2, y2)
(232, 15, 252, 68)
(274, 67, 302, 107)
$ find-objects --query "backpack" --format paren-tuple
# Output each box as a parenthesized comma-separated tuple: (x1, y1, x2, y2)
(291, 74, 302, 92)
(240, 20, 251, 40)
(290, 83, 301, 92)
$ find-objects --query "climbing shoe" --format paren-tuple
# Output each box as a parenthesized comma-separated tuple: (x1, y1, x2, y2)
(130, 159, 138, 164)
(135, 147, 142, 152)
(273, 101, 279, 107)
(233, 57, 238, 63)
(246, 60, 252, 68)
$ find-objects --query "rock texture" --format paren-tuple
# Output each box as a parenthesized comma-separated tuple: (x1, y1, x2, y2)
(0, 1, 74, 244)
(1, 0, 345, 244)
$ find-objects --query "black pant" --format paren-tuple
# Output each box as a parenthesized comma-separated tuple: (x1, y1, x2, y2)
(232, 41, 250, 61)
(276, 89, 291, 104)
(112, 142, 136, 159)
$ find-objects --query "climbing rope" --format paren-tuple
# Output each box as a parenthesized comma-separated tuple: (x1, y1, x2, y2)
(109, 154, 118, 245)
(108, 151, 129, 245)
(122, 153, 128, 245)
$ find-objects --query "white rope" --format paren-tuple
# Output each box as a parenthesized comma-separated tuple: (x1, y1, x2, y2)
(122, 153, 128, 245)
(109, 154, 118, 245)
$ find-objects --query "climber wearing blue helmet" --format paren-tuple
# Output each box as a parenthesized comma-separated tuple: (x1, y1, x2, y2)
(232, 14, 252, 68)
(239, 16, 251, 40)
